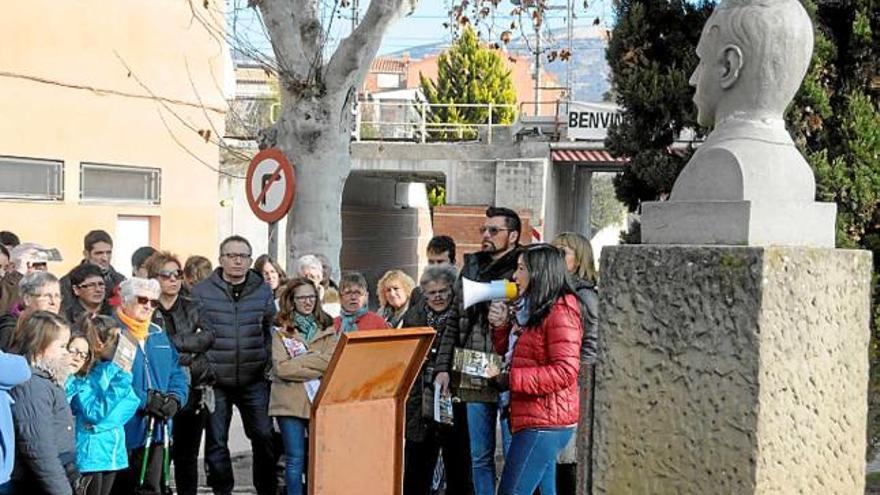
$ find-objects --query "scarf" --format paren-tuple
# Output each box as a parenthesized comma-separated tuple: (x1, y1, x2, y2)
(339, 306, 368, 334)
(116, 307, 151, 342)
(33, 356, 71, 387)
(515, 296, 531, 327)
(380, 305, 409, 329)
(425, 307, 452, 333)
(294, 312, 319, 343)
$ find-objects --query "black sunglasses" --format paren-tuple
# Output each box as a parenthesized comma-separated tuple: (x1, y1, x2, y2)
(136, 296, 160, 309)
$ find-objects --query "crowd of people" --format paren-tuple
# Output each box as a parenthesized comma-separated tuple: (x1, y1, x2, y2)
(0, 204, 599, 495)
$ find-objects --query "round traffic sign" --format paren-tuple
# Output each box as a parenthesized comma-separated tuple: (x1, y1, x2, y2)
(245, 148, 296, 223)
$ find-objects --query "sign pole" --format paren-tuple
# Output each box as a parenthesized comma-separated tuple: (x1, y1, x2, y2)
(268, 221, 278, 261)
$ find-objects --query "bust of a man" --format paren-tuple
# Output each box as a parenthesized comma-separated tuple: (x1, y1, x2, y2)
(670, 0, 816, 202)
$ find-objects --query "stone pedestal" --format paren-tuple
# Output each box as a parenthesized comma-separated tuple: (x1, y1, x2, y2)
(592, 245, 872, 494)
(641, 200, 837, 247)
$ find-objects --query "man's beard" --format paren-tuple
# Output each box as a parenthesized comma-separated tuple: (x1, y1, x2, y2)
(481, 241, 498, 253)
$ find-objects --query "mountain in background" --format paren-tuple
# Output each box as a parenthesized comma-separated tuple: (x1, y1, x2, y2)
(386, 25, 611, 102)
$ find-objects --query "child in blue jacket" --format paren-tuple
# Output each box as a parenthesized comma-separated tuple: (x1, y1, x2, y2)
(67, 316, 139, 495)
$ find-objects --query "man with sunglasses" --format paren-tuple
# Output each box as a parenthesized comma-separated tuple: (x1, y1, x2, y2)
(433, 206, 523, 495)
(62, 263, 113, 324)
(191, 235, 277, 495)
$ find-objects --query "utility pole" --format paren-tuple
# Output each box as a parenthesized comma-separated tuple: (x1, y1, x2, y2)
(566, 0, 574, 97)
(533, 26, 541, 116)
(351, 0, 359, 32)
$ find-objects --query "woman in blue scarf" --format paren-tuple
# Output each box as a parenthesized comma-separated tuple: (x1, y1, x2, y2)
(269, 278, 337, 495)
(332, 272, 389, 333)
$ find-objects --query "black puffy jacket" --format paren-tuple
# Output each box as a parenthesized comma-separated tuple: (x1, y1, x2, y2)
(191, 269, 276, 388)
(152, 295, 216, 388)
(434, 248, 520, 374)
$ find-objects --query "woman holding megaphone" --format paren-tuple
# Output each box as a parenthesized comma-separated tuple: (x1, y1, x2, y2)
(487, 244, 584, 495)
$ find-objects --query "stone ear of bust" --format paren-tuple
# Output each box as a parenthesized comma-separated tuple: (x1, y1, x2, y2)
(719, 44, 743, 90)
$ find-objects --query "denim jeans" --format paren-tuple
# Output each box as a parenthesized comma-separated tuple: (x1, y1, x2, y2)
(498, 427, 574, 495)
(277, 417, 307, 495)
(466, 401, 511, 495)
(205, 382, 277, 495)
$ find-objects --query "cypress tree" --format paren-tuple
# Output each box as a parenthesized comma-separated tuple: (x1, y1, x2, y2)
(420, 26, 517, 141)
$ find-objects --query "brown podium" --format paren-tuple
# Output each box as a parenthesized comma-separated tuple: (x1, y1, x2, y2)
(308, 328, 435, 495)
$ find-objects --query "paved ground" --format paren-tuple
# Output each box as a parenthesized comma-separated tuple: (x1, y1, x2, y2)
(193, 415, 880, 494)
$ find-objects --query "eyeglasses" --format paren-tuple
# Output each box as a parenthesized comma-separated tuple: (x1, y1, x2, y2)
(136, 296, 160, 309)
(222, 253, 251, 261)
(341, 289, 366, 298)
(294, 295, 318, 302)
(479, 226, 512, 236)
(425, 288, 451, 299)
(77, 281, 106, 290)
(158, 269, 183, 280)
(68, 348, 88, 359)
(35, 292, 62, 301)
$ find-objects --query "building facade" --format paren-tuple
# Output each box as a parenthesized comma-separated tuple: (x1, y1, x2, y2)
(0, 1, 228, 275)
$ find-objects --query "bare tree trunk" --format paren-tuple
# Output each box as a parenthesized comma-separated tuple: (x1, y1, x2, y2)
(257, 0, 419, 275)
(275, 99, 351, 273)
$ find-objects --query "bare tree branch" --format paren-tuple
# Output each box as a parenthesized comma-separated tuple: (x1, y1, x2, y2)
(324, 0, 420, 96)
(257, 0, 321, 83)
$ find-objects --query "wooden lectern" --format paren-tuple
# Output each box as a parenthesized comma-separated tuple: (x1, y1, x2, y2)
(308, 328, 435, 495)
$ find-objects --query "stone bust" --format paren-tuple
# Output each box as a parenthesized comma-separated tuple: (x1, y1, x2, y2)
(670, 0, 816, 202)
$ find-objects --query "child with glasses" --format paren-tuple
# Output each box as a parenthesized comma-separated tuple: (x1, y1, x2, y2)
(66, 317, 139, 495)
(270, 278, 338, 495)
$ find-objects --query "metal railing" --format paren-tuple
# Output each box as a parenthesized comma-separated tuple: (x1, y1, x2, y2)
(354, 100, 519, 144)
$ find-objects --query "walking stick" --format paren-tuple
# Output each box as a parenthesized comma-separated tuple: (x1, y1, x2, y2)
(163, 421, 174, 494)
(139, 417, 156, 487)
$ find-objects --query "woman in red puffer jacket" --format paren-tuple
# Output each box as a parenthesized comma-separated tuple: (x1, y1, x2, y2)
(489, 244, 584, 495)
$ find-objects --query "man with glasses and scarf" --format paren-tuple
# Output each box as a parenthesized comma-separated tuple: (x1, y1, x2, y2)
(433, 206, 523, 495)
(191, 235, 277, 495)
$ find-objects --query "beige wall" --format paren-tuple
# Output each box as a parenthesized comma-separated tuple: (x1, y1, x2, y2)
(0, 0, 227, 274)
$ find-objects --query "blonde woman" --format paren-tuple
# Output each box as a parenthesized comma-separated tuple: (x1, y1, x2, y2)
(376, 269, 415, 328)
(550, 232, 599, 495)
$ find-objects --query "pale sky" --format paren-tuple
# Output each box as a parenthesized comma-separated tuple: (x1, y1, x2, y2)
(227, 0, 615, 60)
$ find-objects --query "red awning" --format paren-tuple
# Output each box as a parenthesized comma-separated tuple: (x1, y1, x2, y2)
(551, 149, 627, 164)
(551, 147, 691, 166)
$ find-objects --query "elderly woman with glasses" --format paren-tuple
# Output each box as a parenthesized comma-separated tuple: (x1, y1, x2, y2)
(0, 271, 61, 352)
(112, 277, 189, 495)
(332, 272, 389, 333)
(146, 251, 215, 495)
(401, 264, 474, 495)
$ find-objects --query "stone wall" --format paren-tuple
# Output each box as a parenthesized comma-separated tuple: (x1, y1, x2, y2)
(593, 246, 872, 494)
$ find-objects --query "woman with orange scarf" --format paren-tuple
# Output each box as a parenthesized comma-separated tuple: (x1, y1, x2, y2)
(109, 278, 189, 495)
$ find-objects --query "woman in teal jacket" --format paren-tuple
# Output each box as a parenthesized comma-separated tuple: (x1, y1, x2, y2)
(67, 316, 139, 495)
